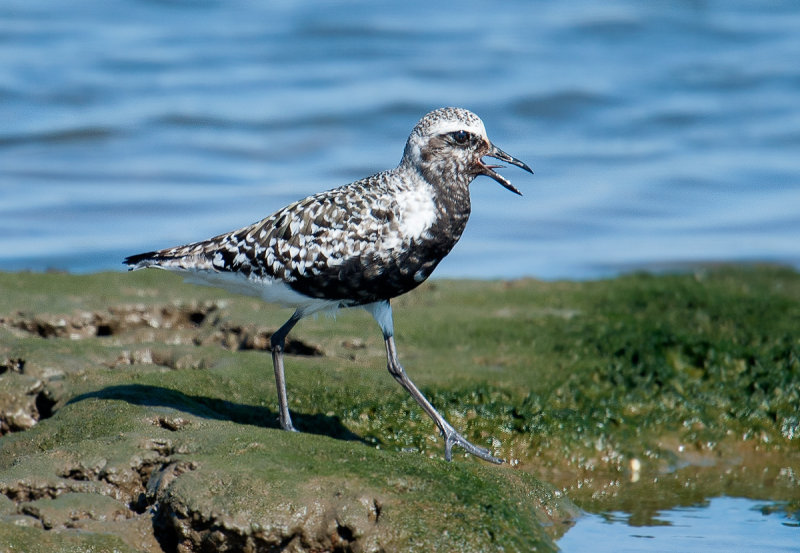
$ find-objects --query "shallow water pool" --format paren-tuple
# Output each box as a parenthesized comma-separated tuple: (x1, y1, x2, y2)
(558, 496, 798, 553)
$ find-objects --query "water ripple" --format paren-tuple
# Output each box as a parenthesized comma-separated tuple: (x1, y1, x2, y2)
(1, 0, 799, 278)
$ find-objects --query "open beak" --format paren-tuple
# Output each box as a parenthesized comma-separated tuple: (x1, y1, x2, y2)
(477, 142, 533, 196)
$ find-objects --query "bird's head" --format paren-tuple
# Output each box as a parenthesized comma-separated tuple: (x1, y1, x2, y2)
(402, 107, 532, 195)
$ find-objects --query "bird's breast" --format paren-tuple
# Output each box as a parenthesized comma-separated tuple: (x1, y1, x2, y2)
(275, 176, 472, 304)
(394, 186, 438, 241)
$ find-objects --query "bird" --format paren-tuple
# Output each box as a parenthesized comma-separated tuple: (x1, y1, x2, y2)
(124, 107, 532, 464)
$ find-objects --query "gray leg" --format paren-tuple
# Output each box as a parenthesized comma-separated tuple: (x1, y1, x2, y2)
(365, 301, 503, 464)
(270, 310, 303, 432)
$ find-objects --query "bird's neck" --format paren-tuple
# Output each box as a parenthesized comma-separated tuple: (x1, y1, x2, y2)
(396, 161, 472, 243)
(399, 159, 472, 211)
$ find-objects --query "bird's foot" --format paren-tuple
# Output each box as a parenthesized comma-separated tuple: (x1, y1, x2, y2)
(442, 425, 504, 464)
(279, 416, 299, 433)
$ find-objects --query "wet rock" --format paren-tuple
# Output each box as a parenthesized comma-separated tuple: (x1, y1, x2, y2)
(0, 393, 574, 552)
(1, 301, 323, 359)
(19, 492, 131, 529)
(0, 302, 221, 340)
(0, 373, 55, 435)
(0, 357, 25, 374)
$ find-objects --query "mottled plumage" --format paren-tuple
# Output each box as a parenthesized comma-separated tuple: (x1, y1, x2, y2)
(127, 168, 461, 306)
(125, 107, 532, 463)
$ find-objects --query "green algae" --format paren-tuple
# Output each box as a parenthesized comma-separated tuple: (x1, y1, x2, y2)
(0, 524, 141, 553)
(1, 266, 798, 550)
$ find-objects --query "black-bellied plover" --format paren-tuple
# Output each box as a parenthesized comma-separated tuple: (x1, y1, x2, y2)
(125, 107, 532, 463)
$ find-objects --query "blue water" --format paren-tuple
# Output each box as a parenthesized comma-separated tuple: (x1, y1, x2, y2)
(558, 496, 799, 553)
(1, 1, 799, 279)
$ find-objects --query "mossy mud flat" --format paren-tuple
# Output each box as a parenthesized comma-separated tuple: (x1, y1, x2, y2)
(0, 267, 798, 552)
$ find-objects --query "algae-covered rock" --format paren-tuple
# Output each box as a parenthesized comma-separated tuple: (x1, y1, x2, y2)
(0, 271, 581, 551)
(0, 396, 571, 552)
(0, 523, 142, 553)
(1, 267, 799, 550)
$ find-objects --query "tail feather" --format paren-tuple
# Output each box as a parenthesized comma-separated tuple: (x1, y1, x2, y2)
(123, 251, 156, 265)
(123, 251, 162, 270)
(123, 243, 221, 272)
(123, 250, 204, 271)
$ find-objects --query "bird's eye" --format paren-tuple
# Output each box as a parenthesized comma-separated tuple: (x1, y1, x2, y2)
(451, 130, 470, 145)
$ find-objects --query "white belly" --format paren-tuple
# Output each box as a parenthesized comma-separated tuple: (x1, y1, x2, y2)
(173, 267, 340, 316)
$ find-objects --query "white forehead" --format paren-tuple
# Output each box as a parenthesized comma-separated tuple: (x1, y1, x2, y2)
(412, 107, 488, 140)
(426, 117, 487, 139)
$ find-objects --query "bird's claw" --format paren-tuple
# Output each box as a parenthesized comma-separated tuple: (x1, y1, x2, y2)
(443, 428, 504, 464)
